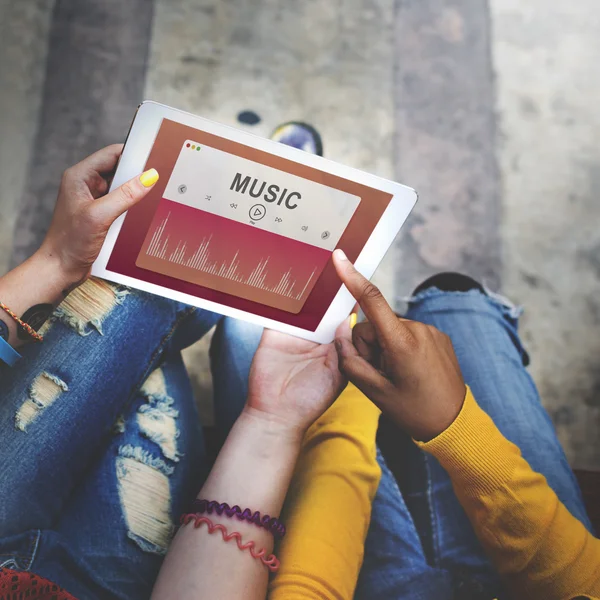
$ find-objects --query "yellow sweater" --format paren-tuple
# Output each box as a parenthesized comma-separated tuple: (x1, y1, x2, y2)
(269, 383, 381, 599)
(269, 385, 600, 600)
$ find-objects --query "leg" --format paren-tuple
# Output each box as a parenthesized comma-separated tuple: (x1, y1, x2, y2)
(18, 353, 207, 600)
(397, 287, 591, 586)
(0, 279, 220, 536)
(20, 316, 261, 599)
(209, 317, 264, 443)
(355, 449, 452, 600)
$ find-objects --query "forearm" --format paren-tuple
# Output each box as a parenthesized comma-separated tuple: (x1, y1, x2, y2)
(0, 249, 77, 347)
(0, 144, 158, 352)
(151, 408, 303, 600)
(419, 387, 600, 599)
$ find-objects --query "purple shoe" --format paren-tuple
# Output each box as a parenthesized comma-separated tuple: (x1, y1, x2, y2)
(270, 121, 323, 156)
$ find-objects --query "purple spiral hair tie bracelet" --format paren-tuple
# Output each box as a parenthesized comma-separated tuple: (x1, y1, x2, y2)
(191, 499, 286, 538)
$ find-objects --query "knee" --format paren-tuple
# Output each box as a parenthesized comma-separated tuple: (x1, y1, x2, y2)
(219, 318, 263, 352)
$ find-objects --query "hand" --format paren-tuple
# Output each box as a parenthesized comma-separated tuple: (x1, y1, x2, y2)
(332, 250, 466, 441)
(246, 323, 350, 438)
(39, 144, 159, 285)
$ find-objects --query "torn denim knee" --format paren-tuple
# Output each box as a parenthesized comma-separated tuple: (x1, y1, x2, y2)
(402, 285, 529, 366)
(41, 277, 129, 337)
(401, 286, 524, 320)
(116, 444, 174, 555)
(137, 368, 181, 463)
(15, 372, 69, 432)
(115, 366, 184, 555)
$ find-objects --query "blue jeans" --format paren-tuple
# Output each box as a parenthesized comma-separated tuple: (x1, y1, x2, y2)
(355, 288, 593, 599)
(0, 283, 590, 599)
(0, 280, 262, 599)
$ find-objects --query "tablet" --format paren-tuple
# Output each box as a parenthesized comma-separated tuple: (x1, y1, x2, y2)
(92, 101, 417, 343)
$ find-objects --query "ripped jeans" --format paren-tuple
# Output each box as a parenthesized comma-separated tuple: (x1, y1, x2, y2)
(0, 280, 591, 599)
(0, 278, 257, 600)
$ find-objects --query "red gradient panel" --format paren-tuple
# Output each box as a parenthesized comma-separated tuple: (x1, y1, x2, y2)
(136, 199, 330, 313)
(106, 119, 393, 331)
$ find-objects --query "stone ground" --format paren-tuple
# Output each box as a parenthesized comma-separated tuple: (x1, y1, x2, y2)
(1, 0, 599, 469)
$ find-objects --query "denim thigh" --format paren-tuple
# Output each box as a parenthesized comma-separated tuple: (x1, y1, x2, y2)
(209, 317, 263, 444)
(0, 352, 207, 600)
(0, 280, 219, 544)
(398, 289, 591, 585)
(355, 449, 452, 600)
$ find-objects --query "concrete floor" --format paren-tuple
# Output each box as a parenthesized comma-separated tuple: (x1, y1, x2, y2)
(492, 0, 600, 469)
(0, 0, 599, 469)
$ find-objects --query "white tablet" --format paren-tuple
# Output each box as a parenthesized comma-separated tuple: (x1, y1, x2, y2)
(92, 101, 417, 343)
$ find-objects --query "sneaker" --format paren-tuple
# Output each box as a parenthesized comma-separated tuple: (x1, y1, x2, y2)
(411, 272, 485, 297)
(269, 121, 323, 156)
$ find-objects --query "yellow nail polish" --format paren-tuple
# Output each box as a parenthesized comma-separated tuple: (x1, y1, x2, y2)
(140, 168, 159, 187)
(350, 313, 357, 329)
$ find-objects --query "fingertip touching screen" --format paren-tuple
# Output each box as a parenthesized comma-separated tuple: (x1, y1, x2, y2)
(107, 119, 392, 331)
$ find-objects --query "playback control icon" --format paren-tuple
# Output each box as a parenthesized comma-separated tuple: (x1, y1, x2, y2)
(249, 204, 266, 221)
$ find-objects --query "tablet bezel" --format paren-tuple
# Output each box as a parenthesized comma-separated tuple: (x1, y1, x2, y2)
(92, 101, 417, 343)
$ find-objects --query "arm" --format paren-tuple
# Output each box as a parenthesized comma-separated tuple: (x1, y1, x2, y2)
(418, 387, 600, 600)
(269, 383, 381, 600)
(331, 250, 600, 600)
(0, 251, 76, 346)
(0, 145, 158, 349)
(152, 327, 348, 599)
(152, 408, 303, 600)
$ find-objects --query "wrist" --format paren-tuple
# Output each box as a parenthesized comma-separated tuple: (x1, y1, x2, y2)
(406, 387, 467, 442)
(197, 405, 303, 520)
(238, 406, 305, 449)
(34, 245, 87, 291)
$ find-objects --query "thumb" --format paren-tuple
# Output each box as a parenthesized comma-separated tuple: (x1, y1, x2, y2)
(334, 335, 393, 409)
(334, 313, 354, 342)
(93, 168, 159, 224)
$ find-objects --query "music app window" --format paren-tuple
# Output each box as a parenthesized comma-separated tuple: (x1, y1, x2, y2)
(106, 119, 392, 332)
(136, 140, 360, 313)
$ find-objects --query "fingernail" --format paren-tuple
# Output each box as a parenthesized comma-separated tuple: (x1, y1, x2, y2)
(140, 168, 159, 187)
(333, 248, 348, 261)
(349, 313, 357, 329)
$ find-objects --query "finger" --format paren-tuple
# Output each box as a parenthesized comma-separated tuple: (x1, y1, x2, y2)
(91, 168, 159, 224)
(260, 327, 313, 352)
(352, 321, 380, 364)
(334, 336, 393, 406)
(334, 315, 354, 342)
(440, 332, 461, 371)
(71, 144, 124, 179)
(88, 171, 110, 199)
(332, 249, 400, 343)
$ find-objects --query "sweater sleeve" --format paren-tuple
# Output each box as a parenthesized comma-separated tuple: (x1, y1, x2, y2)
(417, 386, 600, 600)
(268, 383, 381, 600)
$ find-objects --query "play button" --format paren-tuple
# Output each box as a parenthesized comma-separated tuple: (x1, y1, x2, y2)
(249, 204, 267, 221)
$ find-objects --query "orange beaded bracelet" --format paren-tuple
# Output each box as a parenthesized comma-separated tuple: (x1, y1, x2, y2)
(0, 302, 44, 342)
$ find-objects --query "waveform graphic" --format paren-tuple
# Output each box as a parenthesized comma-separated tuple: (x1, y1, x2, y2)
(145, 212, 317, 301)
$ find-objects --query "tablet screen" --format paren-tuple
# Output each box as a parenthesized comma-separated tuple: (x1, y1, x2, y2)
(136, 141, 360, 314)
(107, 119, 392, 331)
